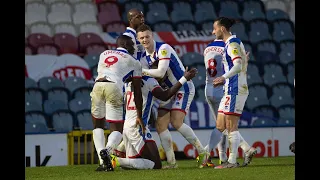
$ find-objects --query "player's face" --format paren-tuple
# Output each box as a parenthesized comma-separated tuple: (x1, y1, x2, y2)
(137, 30, 153, 49)
(131, 12, 145, 29)
(212, 21, 223, 40)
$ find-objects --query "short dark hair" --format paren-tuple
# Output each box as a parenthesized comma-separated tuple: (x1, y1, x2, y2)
(136, 24, 152, 33)
(215, 17, 238, 31)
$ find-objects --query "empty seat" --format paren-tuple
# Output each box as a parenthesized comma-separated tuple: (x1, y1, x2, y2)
(195, 85, 206, 102)
(47, 87, 70, 104)
(105, 21, 126, 33)
(83, 54, 100, 69)
(73, 1, 97, 15)
(97, 1, 120, 15)
(152, 21, 174, 32)
(38, 77, 64, 91)
(269, 92, 295, 108)
(193, 65, 206, 88)
(25, 1, 48, 15)
(248, 19, 272, 44)
(64, 76, 90, 94)
(98, 11, 122, 26)
(47, 12, 72, 25)
(286, 61, 295, 85)
(246, 83, 270, 110)
(266, 9, 289, 21)
(256, 40, 279, 55)
(27, 33, 54, 49)
(252, 105, 279, 119)
(73, 87, 92, 99)
(29, 22, 53, 37)
(262, 62, 287, 86)
(49, 1, 73, 14)
(44, 0, 64, 4)
(278, 104, 295, 120)
(219, 0, 241, 19)
(170, 9, 194, 24)
(255, 51, 280, 64)
(124, 0, 145, 13)
(148, 0, 168, 13)
(25, 12, 47, 26)
(201, 20, 213, 31)
(85, 43, 107, 55)
(146, 10, 170, 24)
(25, 122, 49, 133)
(80, 21, 102, 34)
(53, 33, 79, 54)
(78, 33, 104, 53)
(53, 22, 78, 37)
(176, 21, 197, 31)
(51, 110, 74, 132)
(279, 40, 295, 65)
(25, 100, 43, 112)
(194, 0, 217, 23)
(242, 6, 266, 21)
(181, 52, 204, 66)
(72, 12, 97, 25)
(277, 118, 295, 126)
(265, 0, 287, 12)
(247, 62, 263, 86)
(25, 77, 38, 88)
(69, 97, 91, 113)
(252, 117, 277, 127)
(25, 44, 35, 55)
(25, 25, 30, 38)
(36, 43, 60, 55)
(272, 19, 295, 42)
(25, 111, 48, 126)
(43, 99, 69, 115)
(230, 21, 249, 41)
(76, 110, 94, 130)
(25, 88, 45, 106)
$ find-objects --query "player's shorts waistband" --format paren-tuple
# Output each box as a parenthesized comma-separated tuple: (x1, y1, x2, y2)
(95, 79, 114, 83)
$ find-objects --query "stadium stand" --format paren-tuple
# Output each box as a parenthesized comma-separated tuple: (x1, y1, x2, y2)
(25, 0, 295, 132)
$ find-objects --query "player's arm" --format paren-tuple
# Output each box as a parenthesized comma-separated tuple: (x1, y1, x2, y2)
(131, 61, 143, 125)
(142, 45, 170, 78)
(222, 42, 242, 79)
(152, 67, 197, 101)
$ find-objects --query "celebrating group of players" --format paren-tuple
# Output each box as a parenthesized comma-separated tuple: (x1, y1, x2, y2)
(90, 8, 257, 171)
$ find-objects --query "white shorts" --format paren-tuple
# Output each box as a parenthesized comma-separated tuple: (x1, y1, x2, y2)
(90, 82, 124, 123)
(218, 94, 248, 116)
(159, 81, 195, 114)
(123, 127, 154, 158)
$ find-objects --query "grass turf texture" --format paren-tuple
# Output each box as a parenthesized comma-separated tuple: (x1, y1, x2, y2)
(26, 156, 295, 180)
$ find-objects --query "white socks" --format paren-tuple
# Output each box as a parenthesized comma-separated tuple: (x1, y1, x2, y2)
(217, 129, 228, 162)
(239, 133, 251, 153)
(105, 131, 123, 152)
(117, 158, 155, 169)
(116, 140, 126, 152)
(207, 128, 222, 154)
(177, 123, 205, 153)
(228, 131, 240, 164)
(159, 129, 176, 164)
(93, 128, 106, 165)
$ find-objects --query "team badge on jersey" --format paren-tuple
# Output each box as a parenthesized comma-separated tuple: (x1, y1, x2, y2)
(160, 49, 167, 56)
(232, 48, 239, 55)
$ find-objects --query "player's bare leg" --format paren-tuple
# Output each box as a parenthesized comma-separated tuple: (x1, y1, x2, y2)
(216, 112, 228, 164)
(170, 110, 207, 168)
(156, 109, 177, 168)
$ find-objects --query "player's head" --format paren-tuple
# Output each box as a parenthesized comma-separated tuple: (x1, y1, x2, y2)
(136, 24, 153, 49)
(116, 35, 135, 55)
(212, 17, 237, 39)
(127, 8, 145, 30)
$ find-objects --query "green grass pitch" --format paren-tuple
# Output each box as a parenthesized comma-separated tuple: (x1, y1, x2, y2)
(26, 156, 295, 180)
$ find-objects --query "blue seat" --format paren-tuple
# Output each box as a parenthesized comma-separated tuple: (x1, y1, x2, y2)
(255, 51, 280, 64)
(64, 77, 90, 94)
(269, 92, 295, 109)
(43, 99, 69, 115)
(181, 52, 204, 66)
(69, 97, 91, 114)
(262, 62, 287, 86)
(230, 21, 249, 41)
(25, 88, 45, 106)
(219, 0, 241, 19)
(25, 100, 43, 112)
(25, 77, 37, 88)
(252, 105, 279, 119)
(152, 21, 174, 32)
(25, 122, 49, 133)
(243, 41, 255, 61)
(272, 19, 295, 43)
(124, 0, 145, 14)
(271, 82, 294, 98)
(83, 54, 99, 69)
(266, 9, 289, 21)
(176, 21, 197, 31)
(38, 77, 64, 91)
(76, 110, 94, 130)
(277, 118, 295, 126)
(256, 40, 279, 54)
(246, 83, 270, 110)
(278, 104, 295, 120)
(91, 65, 98, 79)
(146, 10, 170, 24)
(47, 87, 70, 104)
(248, 19, 272, 44)
(201, 20, 214, 31)
(72, 87, 92, 99)
(170, 9, 193, 24)
(252, 117, 277, 127)
(242, 7, 266, 21)
(194, 0, 217, 23)
(51, 110, 74, 132)
(279, 40, 295, 65)
(148, 0, 168, 13)
(172, 0, 192, 14)
(247, 62, 263, 86)
(25, 111, 48, 126)
(286, 61, 295, 86)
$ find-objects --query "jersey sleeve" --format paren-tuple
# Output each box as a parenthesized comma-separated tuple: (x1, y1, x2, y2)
(227, 42, 243, 62)
(157, 44, 171, 60)
(132, 59, 142, 78)
(146, 77, 161, 92)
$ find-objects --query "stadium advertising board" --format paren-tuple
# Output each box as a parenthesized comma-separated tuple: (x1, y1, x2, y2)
(25, 133, 68, 167)
(151, 127, 295, 159)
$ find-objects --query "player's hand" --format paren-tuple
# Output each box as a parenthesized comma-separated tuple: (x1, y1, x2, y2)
(213, 76, 225, 87)
(136, 117, 146, 135)
(246, 51, 250, 62)
(183, 67, 198, 81)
